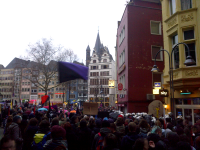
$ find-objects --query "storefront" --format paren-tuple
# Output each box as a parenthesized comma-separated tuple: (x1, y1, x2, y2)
(175, 98, 200, 125)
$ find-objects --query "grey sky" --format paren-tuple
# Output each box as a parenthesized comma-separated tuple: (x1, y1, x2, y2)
(0, 0, 127, 67)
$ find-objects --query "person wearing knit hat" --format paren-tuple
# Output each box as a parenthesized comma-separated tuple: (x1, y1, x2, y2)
(118, 115, 124, 118)
(43, 125, 68, 150)
(5, 115, 23, 150)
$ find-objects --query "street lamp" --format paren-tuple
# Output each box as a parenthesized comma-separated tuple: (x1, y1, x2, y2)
(151, 42, 195, 115)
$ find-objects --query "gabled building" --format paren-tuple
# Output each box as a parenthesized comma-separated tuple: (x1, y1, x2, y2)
(87, 32, 116, 107)
(116, 0, 164, 113)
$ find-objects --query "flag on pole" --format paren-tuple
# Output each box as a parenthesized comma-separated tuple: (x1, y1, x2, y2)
(10, 100, 13, 109)
(41, 95, 49, 104)
(58, 61, 88, 83)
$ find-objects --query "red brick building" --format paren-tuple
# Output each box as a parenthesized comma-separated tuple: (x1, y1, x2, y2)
(116, 0, 164, 113)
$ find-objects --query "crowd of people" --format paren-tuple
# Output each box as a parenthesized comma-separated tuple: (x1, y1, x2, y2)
(0, 104, 200, 150)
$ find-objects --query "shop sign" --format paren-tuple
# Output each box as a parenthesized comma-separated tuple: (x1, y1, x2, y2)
(118, 65, 126, 74)
(154, 82, 161, 89)
(118, 83, 123, 91)
(159, 89, 168, 97)
(108, 80, 115, 88)
(153, 89, 159, 94)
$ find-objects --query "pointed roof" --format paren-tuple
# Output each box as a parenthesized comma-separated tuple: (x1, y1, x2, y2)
(86, 45, 90, 51)
(94, 32, 101, 54)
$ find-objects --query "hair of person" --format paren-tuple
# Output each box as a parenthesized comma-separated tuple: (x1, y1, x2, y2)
(134, 119, 139, 125)
(42, 116, 48, 121)
(167, 132, 180, 147)
(176, 141, 191, 150)
(154, 120, 162, 128)
(139, 119, 149, 129)
(128, 122, 137, 132)
(80, 119, 87, 129)
(110, 123, 116, 131)
(102, 120, 110, 128)
(116, 117, 124, 126)
(0, 135, 15, 149)
(147, 133, 160, 143)
(95, 119, 102, 128)
(89, 118, 95, 126)
(6, 116, 13, 129)
(166, 123, 173, 130)
(179, 134, 190, 143)
(70, 115, 77, 124)
(132, 138, 146, 150)
(175, 127, 184, 136)
(39, 120, 50, 129)
(104, 133, 118, 147)
(63, 122, 72, 131)
(51, 125, 66, 139)
(51, 118, 59, 127)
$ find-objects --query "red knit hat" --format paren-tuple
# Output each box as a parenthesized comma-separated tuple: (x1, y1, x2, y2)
(118, 115, 123, 118)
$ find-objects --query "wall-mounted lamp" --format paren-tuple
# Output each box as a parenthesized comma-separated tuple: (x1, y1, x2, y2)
(164, 103, 167, 109)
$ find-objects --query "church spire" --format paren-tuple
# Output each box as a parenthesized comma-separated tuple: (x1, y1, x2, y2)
(94, 32, 101, 55)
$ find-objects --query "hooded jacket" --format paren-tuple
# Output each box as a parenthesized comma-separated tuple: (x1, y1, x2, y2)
(121, 132, 141, 150)
(91, 128, 111, 150)
(43, 138, 68, 150)
(139, 127, 149, 138)
(6, 122, 23, 150)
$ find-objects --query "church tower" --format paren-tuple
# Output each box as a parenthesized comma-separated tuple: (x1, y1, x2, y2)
(86, 45, 91, 67)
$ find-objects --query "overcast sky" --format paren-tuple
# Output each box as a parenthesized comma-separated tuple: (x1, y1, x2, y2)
(0, 0, 127, 67)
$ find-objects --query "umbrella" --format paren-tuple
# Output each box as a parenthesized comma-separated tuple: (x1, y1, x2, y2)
(38, 108, 48, 111)
(70, 110, 76, 113)
(109, 112, 120, 119)
(43, 106, 53, 109)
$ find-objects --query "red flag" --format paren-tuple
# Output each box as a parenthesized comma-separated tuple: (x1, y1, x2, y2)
(41, 95, 49, 104)
(8, 106, 10, 116)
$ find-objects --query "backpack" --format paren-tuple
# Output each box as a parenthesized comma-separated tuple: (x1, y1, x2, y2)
(96, 133, 104, 150)
(31, 132, 51, 150)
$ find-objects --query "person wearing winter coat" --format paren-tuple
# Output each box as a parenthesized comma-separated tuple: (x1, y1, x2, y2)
(102, 133, 120, 150)
(139, 119, 150, 138)
(64, 122, 78, 150)
(115, 117, 125, 137)
(43, 125, 68, 150)
(92, 120, 112, 150)
(5, 115, 23, 150)
(77, 119, 92, 150)
(22, 118, 39, 150)
(121, 122, 141, 150)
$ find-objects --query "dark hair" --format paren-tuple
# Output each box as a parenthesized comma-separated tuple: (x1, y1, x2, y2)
(133, 138, 146, 150)
(116, 117, 124, 126)
(80, 120, 87, 129)
(51, 125, 66, 139)
(139, 119, 149, 129)
(70, 115, 78, 124)
(175, 127, 184, 136)
(95, 119, 102, 128)
(110, 123, 116, 131)
(104, 133, 118, 148)
(168, 132, 180, 147)
(51, 118, 59, 127)
(64, 122, 72, 131)
(0, 135, 15, 149)
(102, 120, 110, 128)
(39, 120, 50, 129)
(166, 123, 173, 130)
(177, 141, 191, 150)
(88, 118, 95, 128)
(195, 136, 200, 149)
(6, 116, 13, 129)
(128, 122, 137, 132)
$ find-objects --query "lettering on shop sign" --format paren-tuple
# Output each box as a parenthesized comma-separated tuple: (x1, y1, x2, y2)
(168, 18, 177, 28)
(159, 89, 168, 97)
(185, 70, 198, 77)
(181, 13, 193, 22)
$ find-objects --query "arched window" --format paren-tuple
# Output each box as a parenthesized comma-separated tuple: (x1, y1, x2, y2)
(93, 60, 96, 63)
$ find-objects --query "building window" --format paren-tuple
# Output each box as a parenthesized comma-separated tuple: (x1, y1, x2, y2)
(120, 74, 125, 89)
(184, 30, 194, 40)
(181, 0, 192, 10)
(150, 21, 161, 35)
(104, 54, 106, 56)
(101, 65, 109, 69)
(183, 29, 196, 66)
(94, 55, 96, 57)
(93, 60, 96, 63)
(119, 50, 125, 66)
(172, 34, 179, 69)
(70, 95, 75, 98)
(119, 26, 125, 45)
(103, 59, 107, 62)
(170, 0, 176, 15)
(151, 46, 163, 61)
